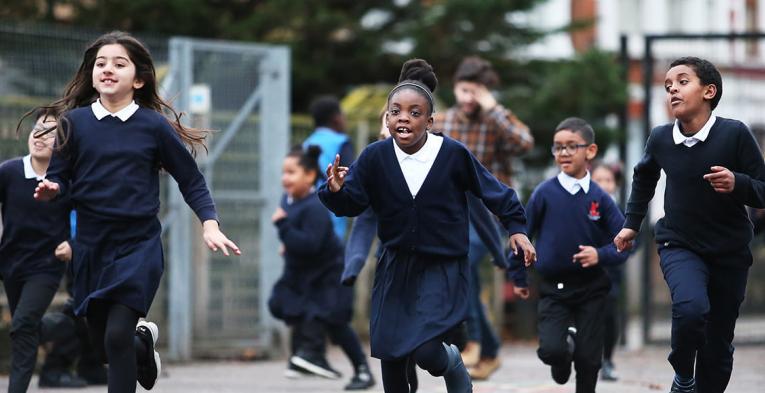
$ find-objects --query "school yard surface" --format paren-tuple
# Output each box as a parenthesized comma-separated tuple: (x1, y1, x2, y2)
(2, 343, 763, 392)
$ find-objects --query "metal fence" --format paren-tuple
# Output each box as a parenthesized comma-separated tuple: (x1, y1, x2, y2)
(0, 23, 290, 360)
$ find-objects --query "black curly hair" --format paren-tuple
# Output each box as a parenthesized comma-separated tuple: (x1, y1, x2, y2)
(669, 57, 723, 110)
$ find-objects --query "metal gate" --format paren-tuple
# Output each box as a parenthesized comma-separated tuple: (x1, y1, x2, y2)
(160, 38, 289, 360)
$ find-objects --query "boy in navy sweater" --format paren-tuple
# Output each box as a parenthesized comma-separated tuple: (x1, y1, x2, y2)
(614, 57, 765, 393)
(509, 117, 628, 393)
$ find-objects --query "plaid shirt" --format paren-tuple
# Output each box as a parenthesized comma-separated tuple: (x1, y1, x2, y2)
(433, 105, 534, 186)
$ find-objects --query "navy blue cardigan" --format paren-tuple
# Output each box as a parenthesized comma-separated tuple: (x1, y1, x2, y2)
(343, 194, 509, 284)
(319, 136, 526, 259)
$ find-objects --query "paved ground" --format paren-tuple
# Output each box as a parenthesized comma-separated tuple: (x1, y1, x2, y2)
(2, 343, 763, 392)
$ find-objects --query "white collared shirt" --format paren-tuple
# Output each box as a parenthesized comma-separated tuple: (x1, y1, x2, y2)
(91, 99, 139, 122)
(393, 133, 444, 197)
(557, 171, 591, 195)
(672, 115, 717, 147)
(22, 155, 45, 181)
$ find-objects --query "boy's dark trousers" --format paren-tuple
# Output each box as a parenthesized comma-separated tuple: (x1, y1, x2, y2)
(658, 246, 749, 393)
(536, 268, 611, 393)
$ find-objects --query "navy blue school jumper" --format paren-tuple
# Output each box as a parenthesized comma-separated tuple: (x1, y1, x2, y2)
(318, 136, 526, 361)
(0, 157, 69, 284)
(0, 156, 70, 392)
(625, 117, 765, 392)
(268, 191, 353, 326)
(46, 105, 217, 317)
(508, 176, 627, 393)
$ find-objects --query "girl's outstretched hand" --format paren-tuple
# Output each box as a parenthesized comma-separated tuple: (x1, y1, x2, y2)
(34, 179, 60, 201)
(509, 233, 537, 267)
(325, 154, 349, 192)
(203, 220, 241, 256)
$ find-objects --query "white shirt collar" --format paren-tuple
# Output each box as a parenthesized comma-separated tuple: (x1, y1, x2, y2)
(672, 115, 717, 147)
(557, 171, 591, 195)
(22, 155, 45, 180)
(91, 99, 139, 122)
(393, 133, 442, 164)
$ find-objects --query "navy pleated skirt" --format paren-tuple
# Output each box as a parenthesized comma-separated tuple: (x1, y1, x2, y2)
(70, 210, 163, 317)
(269, 257, 354, 326)
(370, 248, 469, 360)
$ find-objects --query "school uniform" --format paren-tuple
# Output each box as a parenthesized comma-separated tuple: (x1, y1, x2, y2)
(269, 190, 366, 369)
(625, 116, 765, 393)
(319, 133, 526, 361)
(508, 173, 627, 393)
(343, 193, 509, 284)
(46, 100, 217, 317)
(269, 191, 353, 326)
(0, 155, 70, 392)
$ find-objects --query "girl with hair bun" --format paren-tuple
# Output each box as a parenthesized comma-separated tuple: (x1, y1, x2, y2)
(320, 59, 536, 393)
(269, 145, 374, 390)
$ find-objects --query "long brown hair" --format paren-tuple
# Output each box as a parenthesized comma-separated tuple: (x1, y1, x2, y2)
(17, 31, 207, 155)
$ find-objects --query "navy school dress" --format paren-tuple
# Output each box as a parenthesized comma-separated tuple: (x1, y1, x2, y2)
(319, 135, 527, 360)
(0, 156, 70, 287)
(268, 192, 353, 325)
(46, 103, 217, 317)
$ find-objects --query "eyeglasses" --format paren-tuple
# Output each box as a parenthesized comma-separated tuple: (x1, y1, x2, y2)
(551, 144, 589, 156)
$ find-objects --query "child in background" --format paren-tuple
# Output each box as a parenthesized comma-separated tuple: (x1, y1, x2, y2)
(321, 58, 535, 393)
(0, 110, 72, 392)
(590, 162, 624, 382)
(615, 57, 764, 393)
(269, 145, 374, 390)
(32, 31, 240, 393)
(510, 118, 628, 393)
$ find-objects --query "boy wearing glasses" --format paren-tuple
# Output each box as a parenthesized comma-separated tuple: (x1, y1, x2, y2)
(509, 117, 628, 393)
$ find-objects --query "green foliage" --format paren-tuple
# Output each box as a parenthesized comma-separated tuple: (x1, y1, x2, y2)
(505, 49, 627, 165)
(8, 0, 547, 111)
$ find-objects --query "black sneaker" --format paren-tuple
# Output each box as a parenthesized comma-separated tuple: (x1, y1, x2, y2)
(38, 371, 88, 388)
(344, 364, 375, 390)
(600, 359, 618, 381)
(284, 358, 313, 379)
(136, 321, 162, 390)
(290, 352, 342, 379)
(670, 379, 696, 392)
(552, 327, 576, 385)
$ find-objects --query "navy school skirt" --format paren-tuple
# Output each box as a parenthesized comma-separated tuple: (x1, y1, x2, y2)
(269, 258, 354, 326)
(370, 248, 469, 360)
(71, 210, 163, 317)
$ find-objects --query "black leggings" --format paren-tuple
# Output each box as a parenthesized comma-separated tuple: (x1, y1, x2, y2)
(87, 300, 148, 393)
(380, 337, 448, 393)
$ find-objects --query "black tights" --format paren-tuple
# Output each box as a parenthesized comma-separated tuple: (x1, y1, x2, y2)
(381, 337, 448, 393)
(87, 300, 148, 393)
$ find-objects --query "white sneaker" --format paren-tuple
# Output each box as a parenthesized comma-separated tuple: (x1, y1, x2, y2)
(136, 321, 161, 390)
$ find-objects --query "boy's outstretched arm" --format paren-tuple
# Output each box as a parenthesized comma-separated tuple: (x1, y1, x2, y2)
(617, 132, 662, 251)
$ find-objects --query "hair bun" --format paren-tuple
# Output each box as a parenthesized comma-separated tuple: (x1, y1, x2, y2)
(398, 58, 438, 93)
(305, 144, 322, 159)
